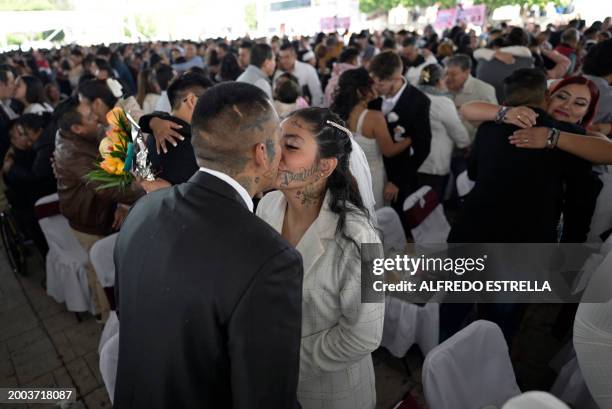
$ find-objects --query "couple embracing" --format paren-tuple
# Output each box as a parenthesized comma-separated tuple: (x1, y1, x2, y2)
(113, 82, 384, 409)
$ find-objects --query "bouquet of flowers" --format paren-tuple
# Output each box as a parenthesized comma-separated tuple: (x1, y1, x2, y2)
(87, 106, 154, 190)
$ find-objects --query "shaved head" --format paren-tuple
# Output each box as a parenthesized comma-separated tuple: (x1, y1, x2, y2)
(191, 82, 279, 177)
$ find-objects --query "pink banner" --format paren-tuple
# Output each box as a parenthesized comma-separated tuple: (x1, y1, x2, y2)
(434, 5, 486, 30)
(320, 16, 350, 31)
(434, 8, 458, 30)
(457, 4, 486, 26)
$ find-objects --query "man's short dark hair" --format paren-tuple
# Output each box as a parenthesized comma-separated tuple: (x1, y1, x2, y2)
(339, 47, 360, 64)
(96, 46, 111, 57)
(79, 79, 118, 109)
(54, 96, 82, 133)
(446, 54, 472, 72)
(503, 68, 548, 106)
(279, 42, 296, 53)
(369, 51, 403, 80)
(250, 44, 273, 68)
(402, 37, 417, 48)
(506, 27, 529, 47)
(583, 39, 612, 77)
(382, 38, 396, 50)
(0, 64, 15, 83)
(240, 40, 253, 50)
(167, 72, 214, 110)
(191, 82, 275, 174)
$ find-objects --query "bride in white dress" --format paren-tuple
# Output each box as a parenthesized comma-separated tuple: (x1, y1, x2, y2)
(256, 107, 384, 409)
(330, 67, 412, 209)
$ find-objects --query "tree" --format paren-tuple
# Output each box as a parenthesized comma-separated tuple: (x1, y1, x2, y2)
(359, 0, 400, 14)
(359, 0, 566, 13)
(245, 2, 257, 31)
(0, 0, 72, 11)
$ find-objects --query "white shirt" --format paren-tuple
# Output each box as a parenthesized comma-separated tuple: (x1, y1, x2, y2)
(1, 100, 18, 120)
(198, 167, 253, 212)
(24, 102, 53, 114)
(154, 90, 172, 113)
(381, 78, 408, 115)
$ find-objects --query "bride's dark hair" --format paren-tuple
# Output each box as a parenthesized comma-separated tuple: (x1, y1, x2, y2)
(287, 107, 371, 245)
(329, 67, 373, 121)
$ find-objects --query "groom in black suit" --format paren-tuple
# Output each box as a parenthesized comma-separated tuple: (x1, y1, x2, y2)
(368, 51, 432, 217)
(114, 82, 303, 408)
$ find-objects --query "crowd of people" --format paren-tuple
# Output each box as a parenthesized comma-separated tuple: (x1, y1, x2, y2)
(1, 14, 612, 409)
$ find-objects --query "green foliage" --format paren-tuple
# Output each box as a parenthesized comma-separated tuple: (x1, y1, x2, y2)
(0, 0, 72, 11)
(359, 0, 399, 14)
(359, 0, 565, 13)
(135, 15, 157, 39)
(245, 2, 257, 31)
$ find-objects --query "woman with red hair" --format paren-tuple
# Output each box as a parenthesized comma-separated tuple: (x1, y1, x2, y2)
(460, 75, 612, 164)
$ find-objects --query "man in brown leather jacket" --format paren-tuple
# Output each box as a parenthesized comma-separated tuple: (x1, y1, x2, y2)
(53, 96, 144, 320)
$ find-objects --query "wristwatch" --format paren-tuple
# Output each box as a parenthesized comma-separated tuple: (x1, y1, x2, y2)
(495, 106, 510, 124)
(546, 128, 560, 149)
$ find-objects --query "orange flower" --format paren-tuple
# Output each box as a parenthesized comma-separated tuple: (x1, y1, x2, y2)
(100, 156, 125, 175)
(106, 107, 127, 129)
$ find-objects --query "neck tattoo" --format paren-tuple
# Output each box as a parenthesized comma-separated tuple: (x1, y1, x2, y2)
(295, 185, 322, 208)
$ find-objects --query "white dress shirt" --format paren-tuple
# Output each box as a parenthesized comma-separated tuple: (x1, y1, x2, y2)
(1, 100, 18, 120)
(154, 90, 172, 113)
(198, 167, 253, 212)
(381, 78, 408, 115)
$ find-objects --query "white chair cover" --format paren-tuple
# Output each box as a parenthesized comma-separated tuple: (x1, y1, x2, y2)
(574, 249, 612, 409)
(503, 392, 570, 409)
(375, 207, 407, 255)
(587, 168, 612, 243)
(403, 186, 451, 244)
(98, 311, 120, 354)
(100, 331, 119, 404)
(36, 194, 93, 313)
(422, 320, 520, 409)
(456, 170, 475, 198)
(550, 356, 599, 409)
(382, 297, 439, 357)
(90, 233, 118, 288)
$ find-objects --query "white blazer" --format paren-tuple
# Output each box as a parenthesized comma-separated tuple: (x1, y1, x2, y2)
(257, 190, 385, 409)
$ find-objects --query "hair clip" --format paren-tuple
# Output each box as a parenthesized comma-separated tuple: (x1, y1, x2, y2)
(326, 120, 353, 138)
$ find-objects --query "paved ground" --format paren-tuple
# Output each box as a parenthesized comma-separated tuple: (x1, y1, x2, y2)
(0, 247, 110, 409)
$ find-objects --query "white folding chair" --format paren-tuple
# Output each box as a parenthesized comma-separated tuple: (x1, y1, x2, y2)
(403, 186, 450, 244)
(100, 331, 119, 404)
(382, 297, 439, 358)
(90, 233, 118, 288)
(90, 233, 120, 353)
(422, 320, 520, 409)
(587, 168, 612, 243)
(375, 207, 407, 255)
(574, 249, 612, 409)
(550, 356, 599, 409)
(35, 193, 93, 313)
(456, 170, 475, 198)
(503, 392, 570, 409)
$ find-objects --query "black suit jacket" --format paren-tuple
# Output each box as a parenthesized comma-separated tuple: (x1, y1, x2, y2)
(114, 171, 303, 409)
(448, 108, 601, 243)
(140, 112, 198, 185)
(0, 103, 13, 168)
(369, 84, 432, 200)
